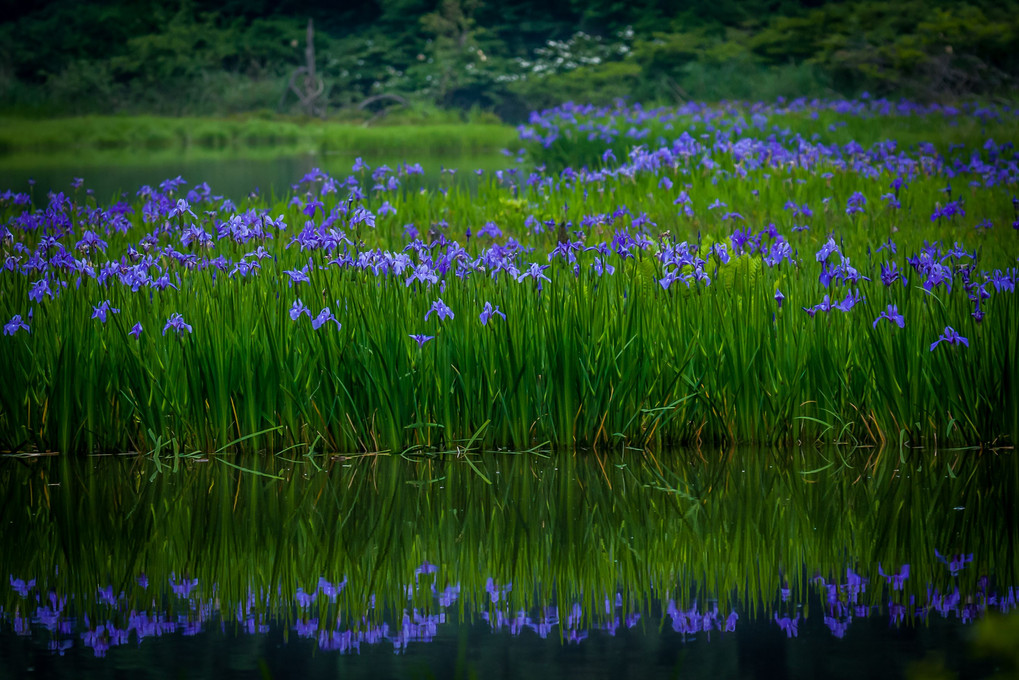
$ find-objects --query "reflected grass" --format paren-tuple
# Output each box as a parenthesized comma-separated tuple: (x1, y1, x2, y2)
(0, 449, 1015, 644)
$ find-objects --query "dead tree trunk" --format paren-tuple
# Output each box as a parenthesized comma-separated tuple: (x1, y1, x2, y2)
(280, 19, 326, 117)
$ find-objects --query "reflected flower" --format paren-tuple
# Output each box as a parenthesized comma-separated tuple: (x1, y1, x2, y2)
(773, 613, 799, 638)
(935, 549, 974, 575)
(878, 564, 910, 590)
(169, 576, 198, 598)
(9, 576, 35, 597)
(295, 587, 316, 608)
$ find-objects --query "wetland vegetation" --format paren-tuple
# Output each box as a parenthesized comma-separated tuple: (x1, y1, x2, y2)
(1, 99, 1017, 455)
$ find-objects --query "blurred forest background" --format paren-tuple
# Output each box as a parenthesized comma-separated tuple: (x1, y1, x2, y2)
(1, 0, 1017, 123)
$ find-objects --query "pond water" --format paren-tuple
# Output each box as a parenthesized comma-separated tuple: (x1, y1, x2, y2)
(1, 449, 1016, 679)
(0, 148, 519, 200)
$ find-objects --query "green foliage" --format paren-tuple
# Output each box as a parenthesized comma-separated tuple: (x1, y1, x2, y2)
(0, 116, 517, 155)
(2, 109, 1018, 453)
(508, 61, 642, 110)
(752, 1, 1019, 98)
(2, 0, 1018, 120)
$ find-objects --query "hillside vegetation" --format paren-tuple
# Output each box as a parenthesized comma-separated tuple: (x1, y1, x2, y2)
(1, 0, 1017, 121)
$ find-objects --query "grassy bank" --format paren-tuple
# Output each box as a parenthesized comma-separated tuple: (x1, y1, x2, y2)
(0, 115, 518, 157)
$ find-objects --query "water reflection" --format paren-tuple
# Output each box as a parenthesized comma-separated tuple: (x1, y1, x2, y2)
(0, 449, 1016, 676)
(0, 148, 517, 200)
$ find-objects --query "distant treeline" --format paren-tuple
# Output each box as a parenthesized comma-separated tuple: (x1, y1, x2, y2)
(1, 0, 1017, 120)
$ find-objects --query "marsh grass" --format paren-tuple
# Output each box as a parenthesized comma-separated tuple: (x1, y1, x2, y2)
(0, 116, 518, 157)
(0, 101, 1017, 454)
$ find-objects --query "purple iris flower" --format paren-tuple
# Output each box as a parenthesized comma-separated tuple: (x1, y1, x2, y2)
(931, 200, 965, 222)
(283, 264, 310, 286)
(877, 238, 897, 254)
(91, 300, 120, 324)
(478, 221, 502, 239)
(517, 263, 551, 286)
(75, 230, 108, 253)
(803, 294, 833, 317)
(990, 269, 1015, 293)
(774, 289, 785, 308)
(835, 289, 864, 312)
(929, 326, 969, 352)
(880, 261, 907, 287)
(129, 323, 143, 339)
(425, 298, 454, 322)
(405, 263, 439, 287)
(4, 315, 30, 336)
(302, 197, 324, 218)
(882, 193, 902, 209)
(311, 307, 340, 330)
(409, 334, 434, 347)
(712, 242, 731, 263)
(816, 237, 840, 262)
(479, 302, 506, 326)
(163, 313, 193, 336)
(873, 304, 905, 329)
(592, 257, 615, 277)
(845, 191, 867, 215)
(730, 226, 752, 253)
(289, 299, 311, 321)
(168, 198, 197, 220)
(350, 206, 376, 229)
(29, 278, 55, 303)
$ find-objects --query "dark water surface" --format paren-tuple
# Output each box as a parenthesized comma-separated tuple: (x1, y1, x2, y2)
(0, 149, 516, 200)
(1, 450, 1016, 679)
